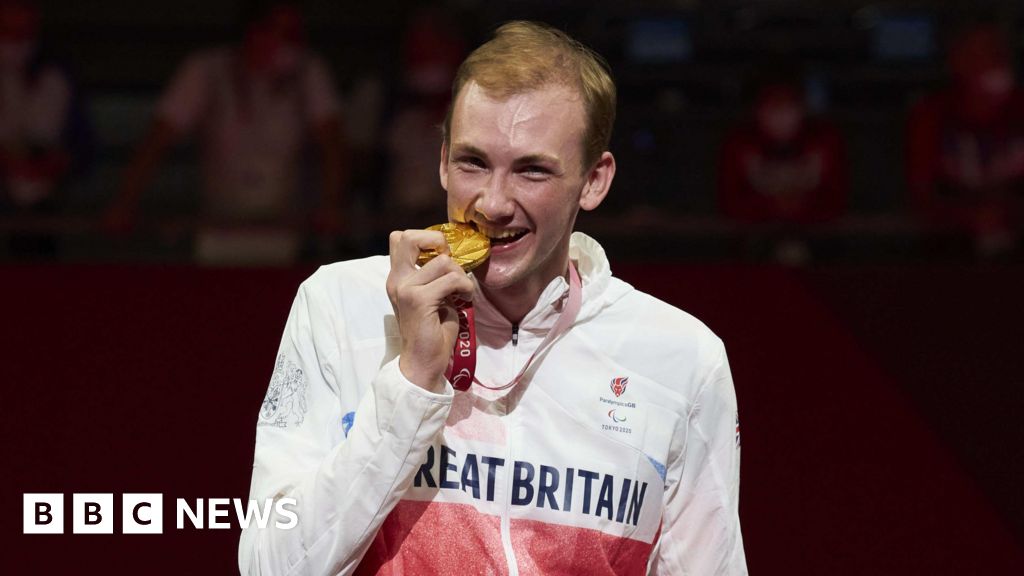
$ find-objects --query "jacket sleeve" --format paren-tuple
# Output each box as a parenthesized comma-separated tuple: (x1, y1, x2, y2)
(238, 279, 453, 576)
(649, 341, 747, 575)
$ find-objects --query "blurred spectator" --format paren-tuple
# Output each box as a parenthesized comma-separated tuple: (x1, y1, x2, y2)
(381, 5, 465, 227)
(907, 24, 1023, 257)
(104, 2, 345, 265)
(0, 0, 92, 258)
(718, 81, 847, 263)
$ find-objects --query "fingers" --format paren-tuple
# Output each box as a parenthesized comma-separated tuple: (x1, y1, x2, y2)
(415, 267, 476, 305)
(389, 229, 449, 278)
(393, 257, 474, 311)
(388, 248, 459, 297)
(386, 228, 475, 391)
(387, 229, 471, 318)
(407, 252, 463, 286)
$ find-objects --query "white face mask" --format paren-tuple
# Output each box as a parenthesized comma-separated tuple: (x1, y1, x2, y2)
(978, 67, 1013, 98)
(0, 41, 31, 70)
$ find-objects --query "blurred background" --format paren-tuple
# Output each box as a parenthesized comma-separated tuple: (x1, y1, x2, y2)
(1, 0, 1022, 574)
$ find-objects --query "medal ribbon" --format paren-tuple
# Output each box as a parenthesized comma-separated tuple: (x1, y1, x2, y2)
(444, 262, 583, 392)
(445, 296, 476, 391)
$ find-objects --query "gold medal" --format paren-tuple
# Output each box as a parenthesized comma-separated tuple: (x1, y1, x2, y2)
(417, 222, 491, 272)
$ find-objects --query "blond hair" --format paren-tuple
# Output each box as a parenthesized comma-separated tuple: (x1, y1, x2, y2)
(443, 21, 616, 170)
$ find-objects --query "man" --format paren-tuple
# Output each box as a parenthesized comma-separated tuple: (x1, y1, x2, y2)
(0, 0, 92, 258)
(907, 24, 1023, 256)
(719, 81, 846, 226)
(240, 21, 746, 575)
(104, 3, 345, 264)
(381, 5, 466, 226)
(719, 80, 846, 264)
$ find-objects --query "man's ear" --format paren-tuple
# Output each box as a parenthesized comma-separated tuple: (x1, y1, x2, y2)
(439, 140, 450, 191)
(579, 151, 616, 211)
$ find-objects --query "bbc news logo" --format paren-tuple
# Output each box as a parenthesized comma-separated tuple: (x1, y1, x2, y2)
(23, 493, 297, 534)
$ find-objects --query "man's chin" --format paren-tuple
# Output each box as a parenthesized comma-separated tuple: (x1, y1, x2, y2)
(472, 261, 521, 292)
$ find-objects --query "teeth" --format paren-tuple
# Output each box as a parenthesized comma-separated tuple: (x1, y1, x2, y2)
(478, 226, 526, 240)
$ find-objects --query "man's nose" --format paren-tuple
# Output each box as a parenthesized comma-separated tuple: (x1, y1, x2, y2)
(475, 173, 515, 222)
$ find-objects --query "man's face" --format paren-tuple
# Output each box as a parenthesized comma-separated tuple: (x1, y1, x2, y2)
(243, 5, 304, 79)
(755, 86, 804, 143)
(441, 81, 597, 292)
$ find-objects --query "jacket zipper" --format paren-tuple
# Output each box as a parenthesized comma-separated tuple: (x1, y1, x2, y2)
(500, 437, 519, 575)
(501, 323, 520, 575)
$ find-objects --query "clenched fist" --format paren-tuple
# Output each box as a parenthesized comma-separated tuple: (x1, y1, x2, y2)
(386, 229, 475, 393)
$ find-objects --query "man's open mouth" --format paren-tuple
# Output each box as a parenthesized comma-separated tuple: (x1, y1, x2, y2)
(489, 230, 528, 246)
(475, 224, 528, 246)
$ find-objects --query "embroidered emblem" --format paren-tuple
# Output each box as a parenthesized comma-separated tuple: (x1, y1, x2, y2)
(259, 354, 308, 428)
(610, 376, 629, 397)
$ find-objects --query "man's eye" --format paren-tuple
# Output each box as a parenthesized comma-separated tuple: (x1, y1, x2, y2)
(458, 157, 485, 169)
(521, 165, 551, 178)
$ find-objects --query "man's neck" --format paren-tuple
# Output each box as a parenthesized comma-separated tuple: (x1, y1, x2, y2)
(481, 262, 571, 326)
(481, 285, 538, 326)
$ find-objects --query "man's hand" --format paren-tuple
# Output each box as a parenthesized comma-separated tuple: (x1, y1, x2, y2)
(386, 230, 475, 393)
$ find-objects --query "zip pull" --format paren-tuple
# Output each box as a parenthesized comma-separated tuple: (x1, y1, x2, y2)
(511, 324, 519, 347)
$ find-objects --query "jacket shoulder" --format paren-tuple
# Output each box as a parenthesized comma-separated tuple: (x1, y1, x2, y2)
(592, 282, 727, 396)
(295, 256, 393, 342)
(302, 255, 391, 297)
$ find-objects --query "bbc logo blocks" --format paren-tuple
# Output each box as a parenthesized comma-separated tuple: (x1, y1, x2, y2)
(72, 493, 114, 534)
(122, 493, 163, 534)
(23, 493, 163, 535)
(23, 494, 63, 534)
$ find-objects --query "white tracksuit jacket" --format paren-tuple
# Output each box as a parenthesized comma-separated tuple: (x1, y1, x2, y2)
(239, 233, 747, 575)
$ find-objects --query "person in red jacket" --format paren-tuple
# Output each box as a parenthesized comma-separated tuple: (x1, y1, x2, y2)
(719, 81, 846, 263)
(719, 82, 846, 225)
(104, 3, 346, 264)
(907, 24, 1023, 257)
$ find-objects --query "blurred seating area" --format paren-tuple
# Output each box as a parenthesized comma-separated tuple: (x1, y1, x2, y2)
(2, 0, 1023, 265)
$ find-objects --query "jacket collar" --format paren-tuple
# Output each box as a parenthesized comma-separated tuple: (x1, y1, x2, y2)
(471, 232, 626, 332)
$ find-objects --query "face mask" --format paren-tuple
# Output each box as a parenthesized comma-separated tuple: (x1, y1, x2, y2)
(976, 67, 1013, 98)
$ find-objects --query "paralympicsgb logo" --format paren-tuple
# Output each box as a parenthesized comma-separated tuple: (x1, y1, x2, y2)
(610, 377, 629, 397)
